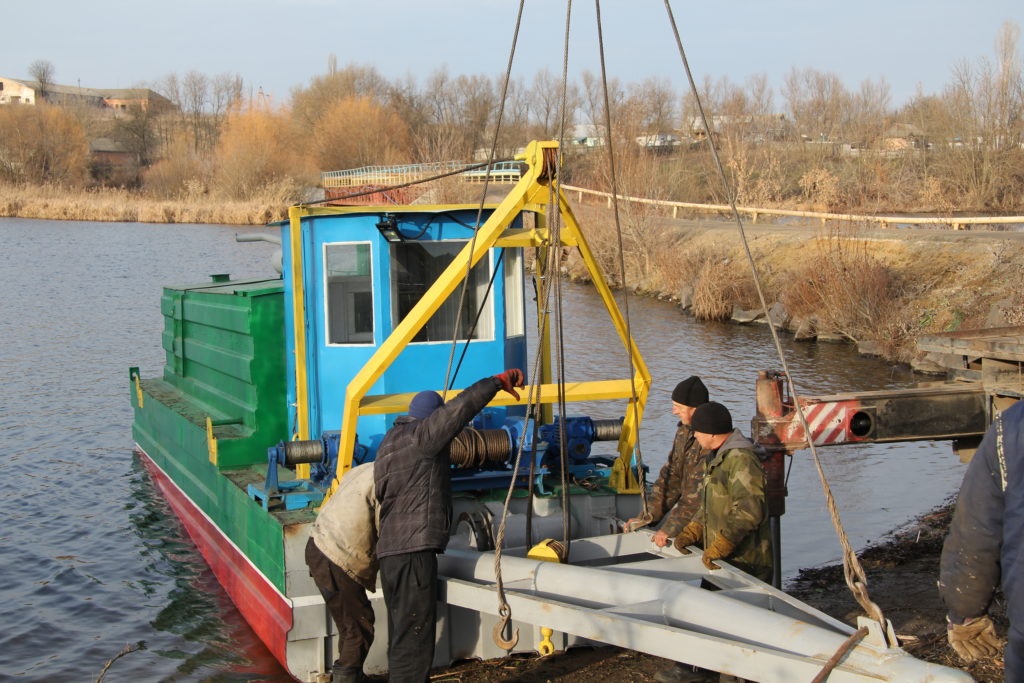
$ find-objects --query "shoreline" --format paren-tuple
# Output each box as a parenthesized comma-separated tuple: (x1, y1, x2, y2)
(6, 198, 1024, 371)
(0, 186, 289, 226)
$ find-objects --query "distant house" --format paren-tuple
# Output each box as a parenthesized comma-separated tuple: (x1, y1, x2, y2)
(685, 113, 789, 142)
(571, 123, 606, 147)
(635, 133, 679, 152)
(0, 77, 173, 113)
(882, 123, 926, 150)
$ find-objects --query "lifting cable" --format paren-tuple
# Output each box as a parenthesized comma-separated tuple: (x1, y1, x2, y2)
(594, 0, 649, 515)
(661, 0, 889, 641)
(548, 0, 576, 564)
(434, 0, 527, 652)
(490, 224, 567, 651)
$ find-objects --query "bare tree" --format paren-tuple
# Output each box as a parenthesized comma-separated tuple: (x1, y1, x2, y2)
(28, 59, 56, 102)
(783, 67, 850, 142)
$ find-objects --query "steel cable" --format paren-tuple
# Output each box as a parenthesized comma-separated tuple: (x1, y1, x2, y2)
(465, 1, 527, 651)
(661, 0, 888, 638)
(594, 0, 649, 514)
(551, 0, 576, 562)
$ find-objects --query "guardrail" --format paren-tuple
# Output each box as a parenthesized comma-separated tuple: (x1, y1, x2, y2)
(560, 184, 1024, 231)
(322, 161, 522, 189)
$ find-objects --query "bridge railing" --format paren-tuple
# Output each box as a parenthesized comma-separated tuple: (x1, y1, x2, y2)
(321, 161, 522, 189)
(561, 184, 1024, 231)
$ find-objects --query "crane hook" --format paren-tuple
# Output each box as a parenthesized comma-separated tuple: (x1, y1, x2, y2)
(492, 604, 519, 651)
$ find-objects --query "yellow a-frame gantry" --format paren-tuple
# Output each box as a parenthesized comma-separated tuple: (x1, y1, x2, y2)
(297, 140, 651, 496)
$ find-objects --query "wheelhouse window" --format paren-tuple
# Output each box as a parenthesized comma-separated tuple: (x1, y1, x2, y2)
(325, 242, 373, 344)
(503, 248, 524, 337)
(391, 241, 493, 343)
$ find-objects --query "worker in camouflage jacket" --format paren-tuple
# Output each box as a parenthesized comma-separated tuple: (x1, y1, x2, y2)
(673, 401, 773, 583)
(623, 376, 709, 547)
(939, 400, 1024, 675)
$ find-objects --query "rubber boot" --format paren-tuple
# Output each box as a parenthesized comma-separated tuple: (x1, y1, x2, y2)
(331, 666, 365, 683)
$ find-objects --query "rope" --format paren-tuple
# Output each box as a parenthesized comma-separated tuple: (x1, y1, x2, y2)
(492, 256, 560, 650)
(810, 627, 869, 683)
(661, 0, 888, 638)
(594, 0, 649, 512)
(477, 3, 528, 649)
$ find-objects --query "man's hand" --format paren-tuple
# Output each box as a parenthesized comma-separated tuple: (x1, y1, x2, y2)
(947, 615, 1002, 662)
(701, 534, 735, 570)
(673, 521, 703, 555)
(622, 516, 650, 533)
(494, 369, 525, 400)
(651, 530, 670, 547)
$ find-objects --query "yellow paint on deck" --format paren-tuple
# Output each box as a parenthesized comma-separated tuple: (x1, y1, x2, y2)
(206, 416, 218, 465)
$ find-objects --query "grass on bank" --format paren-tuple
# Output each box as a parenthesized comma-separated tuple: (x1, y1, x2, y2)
(565, 204, 1024, 364)
(0, 183, 292, 225)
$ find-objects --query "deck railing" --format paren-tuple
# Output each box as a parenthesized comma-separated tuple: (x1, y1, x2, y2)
(321, 161, 522, 189)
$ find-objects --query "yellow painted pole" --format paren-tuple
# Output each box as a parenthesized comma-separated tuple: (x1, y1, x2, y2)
(288, 206, 312, 479)
(557, 195, 650, 481)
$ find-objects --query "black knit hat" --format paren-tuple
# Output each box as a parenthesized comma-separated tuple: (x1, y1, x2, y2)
(691, 401, 733, 435)
(671, 376, 709, 407)
(409, 391, 443, 419)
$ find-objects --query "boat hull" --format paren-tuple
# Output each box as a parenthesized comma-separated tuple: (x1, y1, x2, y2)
(137, 446, 293, 666)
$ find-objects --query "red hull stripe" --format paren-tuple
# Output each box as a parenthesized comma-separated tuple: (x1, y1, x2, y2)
(137, 447, 293, 666)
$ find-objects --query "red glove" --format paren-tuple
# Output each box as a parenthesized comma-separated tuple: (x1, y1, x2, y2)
(494, 369, 525, 400)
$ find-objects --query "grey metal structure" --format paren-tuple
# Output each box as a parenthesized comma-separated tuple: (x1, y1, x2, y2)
(438, 531, 970, 682)
(291, 523, 970, 681)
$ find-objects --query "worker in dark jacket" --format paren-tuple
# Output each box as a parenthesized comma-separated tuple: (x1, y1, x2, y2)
(939, 400, 1024, 675)
(623, 376, 709, 547)
(374, 369, 524, 683)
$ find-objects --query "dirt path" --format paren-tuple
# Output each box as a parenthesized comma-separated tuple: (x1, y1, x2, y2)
(384, 504, 1005, 683)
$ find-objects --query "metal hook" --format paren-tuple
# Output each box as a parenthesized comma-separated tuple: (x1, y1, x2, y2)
(492, 606, 519, 651)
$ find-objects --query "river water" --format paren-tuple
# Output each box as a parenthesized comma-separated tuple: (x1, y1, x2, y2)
(0, 217, 968, 681)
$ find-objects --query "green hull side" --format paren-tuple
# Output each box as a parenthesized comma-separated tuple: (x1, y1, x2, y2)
(130, 277, 293, 592)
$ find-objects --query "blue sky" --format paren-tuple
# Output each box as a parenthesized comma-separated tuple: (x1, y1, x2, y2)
(4, 1, 1022, 109)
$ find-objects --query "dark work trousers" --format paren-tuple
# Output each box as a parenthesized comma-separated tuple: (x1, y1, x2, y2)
(305, 538, 374, 673)
(378, 550, 438, 683)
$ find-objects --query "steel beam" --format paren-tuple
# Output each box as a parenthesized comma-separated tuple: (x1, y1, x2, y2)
(438, 541, 971, 682)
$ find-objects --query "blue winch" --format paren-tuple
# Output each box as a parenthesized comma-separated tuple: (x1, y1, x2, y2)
(247, 414, 626, 510)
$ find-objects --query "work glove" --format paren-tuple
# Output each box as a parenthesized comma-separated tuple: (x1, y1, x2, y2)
(673, 521, 704, 555)
(493, 368, 525, 401)
(701, 533, 735, 570)
(947, 615, 1002, 662)
(622, 514, 652, 533)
